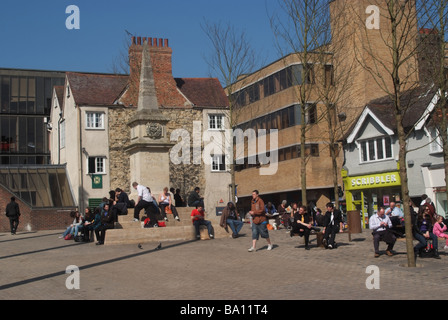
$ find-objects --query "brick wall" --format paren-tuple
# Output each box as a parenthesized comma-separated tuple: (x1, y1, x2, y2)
(0, 186, 75, 233)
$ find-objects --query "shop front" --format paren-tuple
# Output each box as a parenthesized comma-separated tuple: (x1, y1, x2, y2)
(342, 170, 402, 228)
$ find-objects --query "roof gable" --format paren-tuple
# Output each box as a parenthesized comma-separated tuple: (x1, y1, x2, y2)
(67, 72, 129, 106)
(346, 86, 438, 143)
(175, 78, 229, 108)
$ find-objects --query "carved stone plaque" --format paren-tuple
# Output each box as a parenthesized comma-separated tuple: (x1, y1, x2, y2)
(146, 123, 163, 140)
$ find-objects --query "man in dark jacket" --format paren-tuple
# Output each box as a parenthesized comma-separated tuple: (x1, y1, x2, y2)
(5, 196, 20, 235)
(323, 202, 344, 249)
(94, 204, 115, 245)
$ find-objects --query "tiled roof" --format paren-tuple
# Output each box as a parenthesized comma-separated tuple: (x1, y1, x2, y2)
(343, 85, 439, 142)
(367, 85, 438, 130)
(175, 78, 229, 108)
(67, 72, 129, 106)
(65, 72, 228, 109)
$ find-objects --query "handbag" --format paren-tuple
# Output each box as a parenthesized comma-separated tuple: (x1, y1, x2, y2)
(64, 233, 73, 240)
(165, 206, 173, 215)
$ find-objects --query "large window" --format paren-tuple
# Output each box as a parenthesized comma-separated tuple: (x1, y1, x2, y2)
(0, 72, 65, 165)
(86, 112, 104, 129)
(0, 166, 75, 208)
(230, 63, 321, 108)
(360, 137, 393, 163)
(235, 143, 319, 171)
(236, 104, 317, 134)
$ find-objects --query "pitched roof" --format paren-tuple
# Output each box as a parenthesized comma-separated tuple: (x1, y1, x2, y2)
(345, 85, 438, 143)
(175, 78, 229, 108)
(67, 72, 129, 106)
(53, 85, 65, 108)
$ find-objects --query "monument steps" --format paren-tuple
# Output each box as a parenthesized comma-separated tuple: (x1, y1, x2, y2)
(104, 207, 231, 245)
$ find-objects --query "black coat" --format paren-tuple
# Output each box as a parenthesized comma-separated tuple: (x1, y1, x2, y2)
(5, 201, 20, 219)
(323, 209, 343, 227)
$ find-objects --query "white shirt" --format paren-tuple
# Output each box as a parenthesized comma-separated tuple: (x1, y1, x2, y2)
(137, 185, 153, 202)
(369, 214, 392, 232)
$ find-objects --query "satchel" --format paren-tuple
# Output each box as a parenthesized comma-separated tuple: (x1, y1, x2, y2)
(165, 206, 173, 215)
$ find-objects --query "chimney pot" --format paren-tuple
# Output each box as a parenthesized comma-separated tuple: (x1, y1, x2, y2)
(159, 38, 163, 47)
(164, 39, 169, 47)
(137, 37, 142, 45)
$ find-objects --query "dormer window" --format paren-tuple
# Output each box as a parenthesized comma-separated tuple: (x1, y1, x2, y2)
(359, 136, 393, 163)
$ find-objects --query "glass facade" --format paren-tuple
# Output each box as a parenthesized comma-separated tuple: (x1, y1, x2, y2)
(0, 69, 65, 165)
(0, 166, 75, 208)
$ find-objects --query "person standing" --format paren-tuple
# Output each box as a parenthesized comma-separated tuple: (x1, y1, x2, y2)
(248, 190, 273, 252)
(5, 196, 20, 235)
(322, 202, 343, 249)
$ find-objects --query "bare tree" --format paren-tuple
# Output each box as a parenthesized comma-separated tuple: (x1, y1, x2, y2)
(270, 0, 330, 206)
(350, 0, 431, 267)
(201, 20, 260, 203)
(422, 0, 448, 218)
(312, 0, 357, 209)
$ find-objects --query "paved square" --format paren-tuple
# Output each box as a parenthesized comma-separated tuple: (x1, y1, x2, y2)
(1, 225, 447, 303)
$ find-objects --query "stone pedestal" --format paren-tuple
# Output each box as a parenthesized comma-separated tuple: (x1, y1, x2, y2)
(126, 110, 173, 198)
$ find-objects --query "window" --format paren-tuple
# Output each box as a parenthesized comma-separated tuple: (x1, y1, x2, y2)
(430, 128, 443, 154)
(360, 137, 393, 163)
(88, 157, 106, 174)
(86, 112, 104, 129)
(211, 155, 226, 172)
(209, 114, 224, 130)
(324, 65, 334, 87)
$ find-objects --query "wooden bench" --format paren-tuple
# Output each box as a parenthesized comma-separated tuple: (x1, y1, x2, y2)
(291, 229, 350, 247)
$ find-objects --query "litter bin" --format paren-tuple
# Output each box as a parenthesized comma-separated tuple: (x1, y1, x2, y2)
(347, 210, 362, 240)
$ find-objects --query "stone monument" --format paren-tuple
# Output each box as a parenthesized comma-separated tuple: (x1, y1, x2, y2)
(125, 39, 173, 197)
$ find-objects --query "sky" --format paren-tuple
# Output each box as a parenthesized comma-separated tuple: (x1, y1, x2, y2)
(0, 0, 283, 79)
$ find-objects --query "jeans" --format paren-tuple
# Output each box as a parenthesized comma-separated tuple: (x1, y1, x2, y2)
(414, 232, 438, 253)
(193, 219, 213, 237)
(252, 222, 269, 240)
(226, 219, 244, 235)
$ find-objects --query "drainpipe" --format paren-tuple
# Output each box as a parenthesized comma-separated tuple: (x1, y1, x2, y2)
(58, 112, 63, 165)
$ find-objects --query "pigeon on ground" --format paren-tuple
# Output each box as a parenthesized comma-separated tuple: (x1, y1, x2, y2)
(138, 243, 143, 249)
(155, 242, 162, 250)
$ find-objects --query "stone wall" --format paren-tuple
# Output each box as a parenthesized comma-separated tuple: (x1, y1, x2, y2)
(108, 106, 136, 194)
(108, 105, 206, 201)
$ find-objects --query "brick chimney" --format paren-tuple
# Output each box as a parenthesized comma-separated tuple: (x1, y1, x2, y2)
(123, 36, 188, 107)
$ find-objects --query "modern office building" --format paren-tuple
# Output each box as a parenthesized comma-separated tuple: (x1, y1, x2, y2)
(0, 68, 65, 165)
